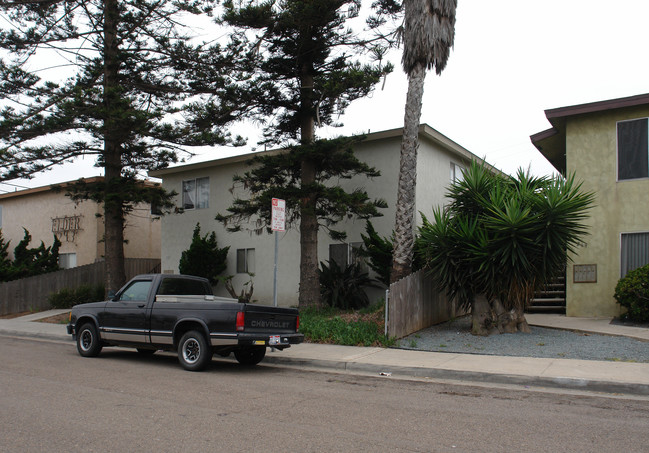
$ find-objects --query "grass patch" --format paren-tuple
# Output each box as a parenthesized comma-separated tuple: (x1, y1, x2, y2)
(299, 303, 396, 347)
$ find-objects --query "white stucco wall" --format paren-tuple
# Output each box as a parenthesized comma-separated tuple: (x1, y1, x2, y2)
(155, 126, 482, 307)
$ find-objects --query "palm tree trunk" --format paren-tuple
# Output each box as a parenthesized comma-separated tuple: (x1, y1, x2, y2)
(391, 62, 426, 283)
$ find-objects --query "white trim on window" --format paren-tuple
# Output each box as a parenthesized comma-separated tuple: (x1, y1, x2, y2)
(182, 177, 209, 210)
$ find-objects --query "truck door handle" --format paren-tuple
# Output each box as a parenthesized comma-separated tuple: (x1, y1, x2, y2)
(138, 304, 145, 308)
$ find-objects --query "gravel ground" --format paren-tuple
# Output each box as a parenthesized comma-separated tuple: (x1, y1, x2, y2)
(397, 316, 649, 363)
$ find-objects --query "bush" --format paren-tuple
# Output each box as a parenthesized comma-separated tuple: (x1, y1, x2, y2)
(614, 264, 649, 322)
(48, 284, 105, 309)
(179, 223, 229, 286)
(319, 260, 378, 310)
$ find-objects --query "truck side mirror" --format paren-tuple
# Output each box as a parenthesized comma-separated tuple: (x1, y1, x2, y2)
(108, 290, 117, 301)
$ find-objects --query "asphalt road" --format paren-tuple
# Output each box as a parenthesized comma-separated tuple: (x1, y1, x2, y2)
(2, 335, 648, 453)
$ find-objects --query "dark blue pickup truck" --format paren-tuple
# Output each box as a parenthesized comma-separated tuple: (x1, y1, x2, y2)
(67, 274, 303, 371)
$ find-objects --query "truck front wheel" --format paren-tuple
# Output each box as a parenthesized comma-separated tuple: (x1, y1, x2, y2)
(234, 346, 266, 366)
(178, 330, 211, 371)
(76, 322, 102, 357)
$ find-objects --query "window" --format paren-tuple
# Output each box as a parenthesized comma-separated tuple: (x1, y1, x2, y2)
(118, 280, 152, 302)
(237, 248, 255, 273)
(58, 253, 77, 269)
(158, 278, 211, 296)
(182, 177, 209, 210)
(618, 118, 649, 180)
(329, 242, 366, 270)
(621, 232, 649, 277)
(450, 162, 465, 182)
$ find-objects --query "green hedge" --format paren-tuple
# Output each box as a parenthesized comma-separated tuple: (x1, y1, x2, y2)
(614, 264, 649, 322)
(48, 284, 105, 309)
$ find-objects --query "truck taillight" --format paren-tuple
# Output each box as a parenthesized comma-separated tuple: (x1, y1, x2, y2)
(296, 315, 300, 332)
(236, 311, 245, 331)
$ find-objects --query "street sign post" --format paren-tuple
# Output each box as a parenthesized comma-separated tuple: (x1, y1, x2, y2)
(271, 198, 285, 306)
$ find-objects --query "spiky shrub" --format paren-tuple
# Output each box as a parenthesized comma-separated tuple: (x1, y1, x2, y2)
(614, 264, 649, 322)
(417, 160, 595, 314)
(319, 261, 378, 310)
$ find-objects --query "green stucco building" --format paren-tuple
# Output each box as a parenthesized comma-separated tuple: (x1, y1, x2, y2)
(532, 93, 649, 317)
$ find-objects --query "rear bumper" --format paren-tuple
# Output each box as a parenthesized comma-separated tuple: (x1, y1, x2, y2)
(237, 332, 304, 348)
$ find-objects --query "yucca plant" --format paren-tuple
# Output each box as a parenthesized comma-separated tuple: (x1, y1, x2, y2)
(417, 161, 595, 335)
(319, 260, 379, 310)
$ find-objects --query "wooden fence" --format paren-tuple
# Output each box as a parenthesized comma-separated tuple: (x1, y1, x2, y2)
(387, 268, 466, 339)
(0, 258, 161, 316)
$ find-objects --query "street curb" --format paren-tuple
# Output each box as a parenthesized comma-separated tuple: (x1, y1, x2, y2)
(4, 327, 649, 397)
(262, 355, 649, 397)
(0, 329, 71, 344)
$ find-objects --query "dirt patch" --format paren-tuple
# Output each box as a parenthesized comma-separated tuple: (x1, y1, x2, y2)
(38, 313, 70, 324)
(337, 309, 385, 332)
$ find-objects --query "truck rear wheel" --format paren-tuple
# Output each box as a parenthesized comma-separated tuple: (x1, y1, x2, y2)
(178, 330, 211, 371)
(76, 322, 102, 357)
(234, 346, 266, 366)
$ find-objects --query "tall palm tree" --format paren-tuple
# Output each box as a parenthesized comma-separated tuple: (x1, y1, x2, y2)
(391, 0, 457, 283)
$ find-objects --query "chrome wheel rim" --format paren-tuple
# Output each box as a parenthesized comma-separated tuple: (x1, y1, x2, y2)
(80, 329, 93, 352)
(182, 338, 200, 364)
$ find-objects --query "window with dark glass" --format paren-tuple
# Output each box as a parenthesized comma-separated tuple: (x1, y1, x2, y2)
(236, 248, 255, 273)
(621, 232, 649, 277)
(328, 242, 366, 271)
(618, 118, 649, 180)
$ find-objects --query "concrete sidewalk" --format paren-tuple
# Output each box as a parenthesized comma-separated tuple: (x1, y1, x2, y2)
(2, 310, 649, 396)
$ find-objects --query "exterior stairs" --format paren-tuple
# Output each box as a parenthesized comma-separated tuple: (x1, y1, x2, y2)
(527, 274, 566, 314)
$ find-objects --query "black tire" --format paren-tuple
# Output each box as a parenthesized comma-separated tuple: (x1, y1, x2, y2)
(76, 322, 102, 357)
(137, 348, 156, 356)
(177, 330, 211, 371)
(234, 346, 266, 366)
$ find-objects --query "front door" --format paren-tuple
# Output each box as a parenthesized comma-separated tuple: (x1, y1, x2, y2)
(100, 279, 152, 344)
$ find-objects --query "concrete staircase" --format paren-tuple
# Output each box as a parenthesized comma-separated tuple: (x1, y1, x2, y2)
(527, 275, 566, 314)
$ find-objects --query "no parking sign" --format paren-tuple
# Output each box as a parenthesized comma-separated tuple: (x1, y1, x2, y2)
(271, 198, 285, 232)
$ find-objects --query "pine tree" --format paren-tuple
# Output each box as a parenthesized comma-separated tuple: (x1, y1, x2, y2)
(213, 0, 399, 308)
(0, 0, 239, 293)
(217, 136, 387, 236)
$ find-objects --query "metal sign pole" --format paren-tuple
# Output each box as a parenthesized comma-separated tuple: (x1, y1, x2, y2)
(273, 231, 278, 307)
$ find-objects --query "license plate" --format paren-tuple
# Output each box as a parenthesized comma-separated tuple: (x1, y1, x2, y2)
(269, 335, 281, 345)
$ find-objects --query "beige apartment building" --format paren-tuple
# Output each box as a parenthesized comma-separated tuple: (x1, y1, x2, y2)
(0, 177, 161, 268)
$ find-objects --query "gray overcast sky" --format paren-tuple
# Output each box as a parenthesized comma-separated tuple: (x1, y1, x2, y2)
(4, 0, 649, 191)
